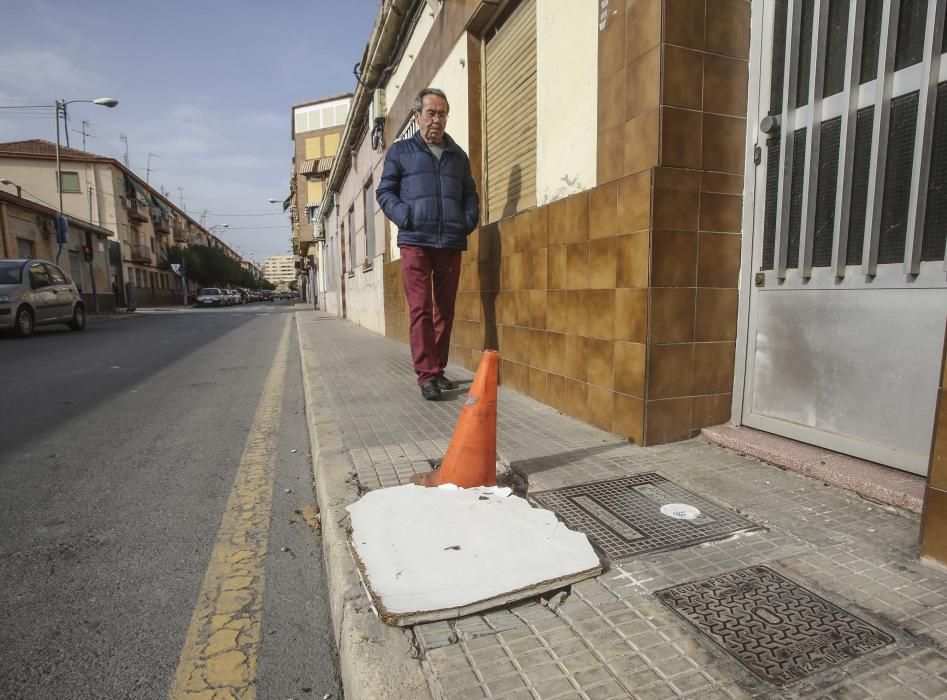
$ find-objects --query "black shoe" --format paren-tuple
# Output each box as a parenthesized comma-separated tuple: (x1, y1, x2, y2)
(420, 380, 441, 400)
(435, 374, 454, 391)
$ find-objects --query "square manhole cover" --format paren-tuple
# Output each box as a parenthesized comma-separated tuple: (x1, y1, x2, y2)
(528, 473, 759, 560)
(656, 566, 894, 687)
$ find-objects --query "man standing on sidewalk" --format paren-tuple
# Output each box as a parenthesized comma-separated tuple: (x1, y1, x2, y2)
(377, 88, 480, 400)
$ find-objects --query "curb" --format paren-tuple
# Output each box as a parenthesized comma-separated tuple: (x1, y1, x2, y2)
(295, 312, 433, 700)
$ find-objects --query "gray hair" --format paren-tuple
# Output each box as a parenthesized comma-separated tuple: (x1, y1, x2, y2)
(413, 88, 449, 113)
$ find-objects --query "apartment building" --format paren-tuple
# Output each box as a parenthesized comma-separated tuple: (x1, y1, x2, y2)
(262, 255, 297, 285)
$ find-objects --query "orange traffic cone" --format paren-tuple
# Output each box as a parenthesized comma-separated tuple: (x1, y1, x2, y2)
(416, 350, 499, 488)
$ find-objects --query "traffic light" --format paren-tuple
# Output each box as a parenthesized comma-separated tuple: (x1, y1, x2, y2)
(82, 231, 94, 262)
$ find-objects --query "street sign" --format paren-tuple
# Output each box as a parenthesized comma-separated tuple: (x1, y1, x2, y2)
(170, 263, 182, 275)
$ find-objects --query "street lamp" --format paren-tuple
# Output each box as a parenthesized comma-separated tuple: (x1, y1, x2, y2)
(54, 98, 119, 213)
(0, 178, 22, 198)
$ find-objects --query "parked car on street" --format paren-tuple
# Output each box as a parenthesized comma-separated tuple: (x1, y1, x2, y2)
(231, 289, 243, 305)
(260, 290, 273, 302)
(196, 288, 226, 307)
(0, 259, 86, 337)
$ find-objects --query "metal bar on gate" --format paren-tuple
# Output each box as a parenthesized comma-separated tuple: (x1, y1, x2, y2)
(861, 0, 901, 275)
(775, 0, 804, 279)
(800, 0, 831, 278)
(904, 0, 947, 275)
(832, 0, 866, 277)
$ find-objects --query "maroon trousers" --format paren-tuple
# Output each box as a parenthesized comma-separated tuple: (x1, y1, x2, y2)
(399, 245, 463, 386)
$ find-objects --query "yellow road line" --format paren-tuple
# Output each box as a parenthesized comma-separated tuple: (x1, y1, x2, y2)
(170, 318, 291, 699)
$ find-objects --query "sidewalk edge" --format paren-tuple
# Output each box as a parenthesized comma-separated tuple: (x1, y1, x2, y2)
(295, 313, 433, 700)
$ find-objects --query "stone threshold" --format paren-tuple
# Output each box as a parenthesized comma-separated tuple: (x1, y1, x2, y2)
(701, 425, 926, 514)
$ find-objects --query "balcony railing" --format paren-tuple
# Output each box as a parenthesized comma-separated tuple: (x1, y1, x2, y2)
(153, 212, 170, 234)
(172, 226, 187, 243)
(129, 243, 151, 263)
(126, 197, 149, 222)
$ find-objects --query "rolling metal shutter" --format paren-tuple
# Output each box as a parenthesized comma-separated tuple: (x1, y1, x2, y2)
(483, 0, 537, 223)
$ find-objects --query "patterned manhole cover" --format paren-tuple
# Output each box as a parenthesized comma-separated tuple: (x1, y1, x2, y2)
(527, 473, 759, 560)
(655, 566, 894, 687)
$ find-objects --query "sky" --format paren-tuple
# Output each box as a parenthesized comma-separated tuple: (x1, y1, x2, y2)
(0, 0, 381, 262)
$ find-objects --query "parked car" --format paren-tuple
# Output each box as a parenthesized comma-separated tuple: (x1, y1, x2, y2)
(0, 259, 86, 337)
(232, 289, 244, 305)
(260, 290, 273, 302)
(196, 288, 226, 307)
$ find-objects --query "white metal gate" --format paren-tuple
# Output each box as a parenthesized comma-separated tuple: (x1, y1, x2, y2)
(740, 0, 947, 474)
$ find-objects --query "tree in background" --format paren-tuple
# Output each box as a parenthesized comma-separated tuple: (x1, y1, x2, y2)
(162, 245, 259, 288)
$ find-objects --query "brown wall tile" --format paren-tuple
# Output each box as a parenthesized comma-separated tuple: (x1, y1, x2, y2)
(929, 389, 947, 490)
(617, 232, 650, 288)
(648, 343, 695, 398)
(528, 289, 547, 329)
(590, 182, 619, 239)
(618, 170, 652, 233)
(625, 108, 661, 175)
(652, 230, 698, 287)
(614, 392, 645, 442)
(627, 0, 662, 64)
(588, 289, 617, 340)
(529, 329, 547, 369)
(650, 287, 697, 343)
(600, 67, 628, 132)
(920, 486, 947, 565)
(479, 260, 500, 292)
(528, 249, 547, 289)
(654, 166, 701, 191)
(598, 123, 626, 185)
(503, 360, 529, 393)
(478, 223, 502, 260)
(703, 53, 750, 117)
(567, 290, 591, 336)
(527, 206, 549, 251)
(547, 373, 566, 412)
(614, 341, 647, 397)
(505, 325, 530, 365)
(706, 0, 751, 59)
(664, 0, 705, 49)
(599, 0, 627, 79)
(692, 392, 732, 429)
(590, 238, 618, 289)
(547, 289, 569, 334)
(546, 332, 567, 376)
(565, 378, 590, 423)
(528, 366, 547, 403)
(627, 46, 661, 121)
(653, 188, 699, 231)
(661, 107, 703, 169)
(695, 288, 738, 342)
(645, 397, 694, 444)
(702, 114, 747, 174)
(700, 192, 743, 233)
(566, 334, 589, 382)
(547, 245, 567, 289)
(588, 385, 616, 432)
(615, 288, 649, 342)
(697, 232, 742, 287)
(693, 341, 736, 395)
(701, 172, 744, 194)
(566, 242, 590, 290)
(501, 252, 529, 290)
(548, 192, 590, 246)
(588, 338, 615, 389)
(663, 46, 703, 110)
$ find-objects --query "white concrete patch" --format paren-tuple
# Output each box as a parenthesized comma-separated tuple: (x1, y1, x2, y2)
(347, 484, 602, 626)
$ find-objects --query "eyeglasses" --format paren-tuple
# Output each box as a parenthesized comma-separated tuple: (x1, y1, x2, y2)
(421, 109, 448, 120)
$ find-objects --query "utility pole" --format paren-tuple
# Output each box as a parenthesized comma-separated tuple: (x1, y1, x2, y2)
(178, 187, 185, 212)
(200, 209, 207, 227)
(62, 101, 71, 147)
(119, 133, 129, 168)
(145, 152, 160, 184)
(75, 120, 90, 150)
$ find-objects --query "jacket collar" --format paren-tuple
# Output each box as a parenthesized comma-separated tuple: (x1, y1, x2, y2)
(412, 130, 461, 154)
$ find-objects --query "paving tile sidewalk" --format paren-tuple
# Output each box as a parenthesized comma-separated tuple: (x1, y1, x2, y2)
(296, 310, 947, 700)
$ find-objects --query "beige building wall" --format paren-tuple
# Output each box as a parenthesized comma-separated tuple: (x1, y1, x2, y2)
(535, 0, 598, 205)
(386, 4, 437, 109)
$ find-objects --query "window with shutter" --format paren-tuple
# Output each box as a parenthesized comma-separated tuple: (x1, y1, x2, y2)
(483, 0, 537, 223)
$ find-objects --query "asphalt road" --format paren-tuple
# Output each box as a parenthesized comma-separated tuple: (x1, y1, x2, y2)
(0, 302, 340, 699)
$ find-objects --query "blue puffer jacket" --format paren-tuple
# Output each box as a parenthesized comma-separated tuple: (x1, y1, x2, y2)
(376, 131, 480, 250)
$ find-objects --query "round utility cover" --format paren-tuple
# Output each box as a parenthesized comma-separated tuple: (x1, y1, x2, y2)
(660, 503, 701, 520)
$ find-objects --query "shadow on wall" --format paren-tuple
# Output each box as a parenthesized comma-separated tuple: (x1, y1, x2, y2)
(480, 164, 521, 353)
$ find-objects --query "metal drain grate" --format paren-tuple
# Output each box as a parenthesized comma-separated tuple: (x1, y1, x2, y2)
(528, 473, 760, 560)
(656, 566, 894, 687)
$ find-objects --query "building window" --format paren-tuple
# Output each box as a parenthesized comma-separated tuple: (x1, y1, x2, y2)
(16, 238, 35, 258)
(57, 171, 81, 193)
(348, 206, 356, 272)
(363, 179, 375, 265)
